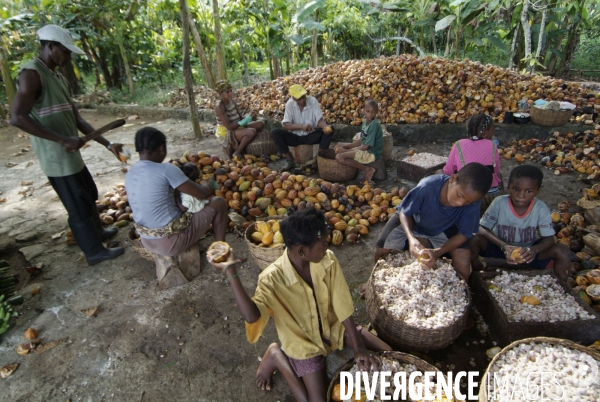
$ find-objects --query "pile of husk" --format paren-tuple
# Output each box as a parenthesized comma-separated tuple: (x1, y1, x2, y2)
(203, 55, 595, 125)
(551, 193, 600, 312)
(498, 127, 600, 180)
(164, 86, 219, 108)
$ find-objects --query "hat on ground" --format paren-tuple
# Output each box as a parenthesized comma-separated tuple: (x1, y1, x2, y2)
(288, 84, 307, 99)
(37, 25, 85, 55)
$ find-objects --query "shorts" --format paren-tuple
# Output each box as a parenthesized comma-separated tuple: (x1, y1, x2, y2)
(140, 206, 216, 257)
(481, 240, 552, 269)
(354, 149, 376, 164)
(376, 212, 469, 251)
(285, 325, 363, 378)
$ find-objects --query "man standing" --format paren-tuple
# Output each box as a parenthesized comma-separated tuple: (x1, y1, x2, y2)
(270, 84, 333, 171)
(11, 25, 124, 265)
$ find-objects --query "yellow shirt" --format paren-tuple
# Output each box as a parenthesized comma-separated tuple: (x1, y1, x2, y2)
(246, 249, 355, 360)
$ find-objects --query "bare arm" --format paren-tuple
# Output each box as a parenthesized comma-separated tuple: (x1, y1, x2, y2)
(432, 233, 468, 258)
(342, 317, 381, 371)
(215, 102, 240, 131)
(224, 265, 261, 322)
(10, 69, 84, 151)
(479, 225, 504, 247)
(283, 121, 312, 132)
(399, 211, 423, 254)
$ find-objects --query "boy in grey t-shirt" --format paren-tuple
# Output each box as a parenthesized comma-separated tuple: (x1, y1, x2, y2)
(469, 165, 571, 281)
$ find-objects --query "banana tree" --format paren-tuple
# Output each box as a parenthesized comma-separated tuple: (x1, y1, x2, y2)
(434, 0, 487, 58)
(293, 0, 327, 68)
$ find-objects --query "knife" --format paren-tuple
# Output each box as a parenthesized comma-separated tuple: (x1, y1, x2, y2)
(81, 119, 126, 143)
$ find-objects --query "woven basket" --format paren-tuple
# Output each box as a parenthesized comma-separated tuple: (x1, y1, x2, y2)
(317, 149, 358, 182)
(327, 351, 463, 401)
(244, 219, 285, 269)
(128, 227, 153, 262)
(530, 106, 573, 127)
(479, 336, 600, 401)
(365, 255, 471, 351)
(242, 119, 281, 156)
(294, 144, 314, 164)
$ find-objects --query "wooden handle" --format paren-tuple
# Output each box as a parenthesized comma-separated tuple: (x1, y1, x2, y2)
(82, 119, 126, 143)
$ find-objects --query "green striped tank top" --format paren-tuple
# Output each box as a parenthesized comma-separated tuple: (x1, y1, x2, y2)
(17, 59, 84, 177)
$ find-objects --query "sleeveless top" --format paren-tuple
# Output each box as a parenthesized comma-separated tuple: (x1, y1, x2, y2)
(215, 100, 241, 139)
(17, 59, 84, 177)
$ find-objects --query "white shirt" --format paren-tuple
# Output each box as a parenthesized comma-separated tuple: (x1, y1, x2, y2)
(282, 96, 324, 136)
(181, 193, 208, 213)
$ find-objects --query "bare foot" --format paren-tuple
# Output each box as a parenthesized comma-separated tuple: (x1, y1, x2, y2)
(232, 151, 243, 158)
(255, 343, 282, 391)
(364, 167, 376, 183)
(358, 282, 368, 299)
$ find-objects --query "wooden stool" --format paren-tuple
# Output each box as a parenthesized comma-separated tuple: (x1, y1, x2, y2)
(294, 144, 314, 164)
(355, 158, 387, 181)
(151, 243, 201, 290)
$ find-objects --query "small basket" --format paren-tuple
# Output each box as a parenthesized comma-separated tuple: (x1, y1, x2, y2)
(294, 144, 314, 164)
(327, 351, 462, 401)
(128, 227, 154, 262)
(317, 149, 358, 182)
(365, 255, 471, 351)
(244, 220, 285, 270)
(530, 106, 574, 127)
(382, 128, 393, 160)
(244, 118, 281, 156)
(479, 337, 600, 401)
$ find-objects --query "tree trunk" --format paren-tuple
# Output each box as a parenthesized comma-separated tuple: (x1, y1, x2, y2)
(286, 43, 291, 75)
(396, 26, 402, 55)
(92, 45, 113, 88)
(60, 61, 81, 95)
(79, 32, 102, 88)
(430, 25, 437, 55)
(0, 45, 16, 109)
(188, 13, 216, 88)
(545, 15, 569, 74)
(240, 40, 249, 84)
(115, 29, 134, 93)
(533, 5, 548, 73)
(212, 0, 227, 81)
(520, 0, 532, 59)
(508, 23, 520, 70)
(310, 10, 319, 68)
(179, 0, 203, 138)
(444, 29, 451, 57)
(556, 21, 581, 77)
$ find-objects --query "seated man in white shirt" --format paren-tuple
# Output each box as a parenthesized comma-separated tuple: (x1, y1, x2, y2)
(270, 84, 333, 171)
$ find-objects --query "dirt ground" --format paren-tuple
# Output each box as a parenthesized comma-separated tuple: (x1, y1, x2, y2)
(0, 112, 587, 401)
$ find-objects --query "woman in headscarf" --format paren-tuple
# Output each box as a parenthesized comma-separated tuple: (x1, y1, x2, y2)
(214, 80, 264, 158)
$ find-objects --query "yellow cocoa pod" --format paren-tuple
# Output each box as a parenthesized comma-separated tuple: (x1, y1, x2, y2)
(276, 189, 288, 200)
(271, 221, 280, 232)
(359, 219, 370, 227)
(370, 207, 382, 217)
(251, 232, 264, 243)
(316, 192, 328, 203)
(331, 199, 340, 209)
(281, 198, 293, 207)
(267, 205, 277, 216)
(256, 221, 271, 235)
(304, 186, 320, 196)
(332, 230, 343, 245)
(277, 208, 287, 215)
(520, 295, 541, 305)
(346, 185, 357, 196)
(356, 224, 369, 235)
(262, 231, 274, 246)
(274, 231, 284, 244)
(334, 221, 348, 231)
(551, 212, 561, 223)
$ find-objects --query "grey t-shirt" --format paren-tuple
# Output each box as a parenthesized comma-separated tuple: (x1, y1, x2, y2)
(125, 160, 188, 236)
(480, 195, 554, 247)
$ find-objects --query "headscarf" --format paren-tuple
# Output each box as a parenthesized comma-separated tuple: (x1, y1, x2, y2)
(215, 80, 232, 93)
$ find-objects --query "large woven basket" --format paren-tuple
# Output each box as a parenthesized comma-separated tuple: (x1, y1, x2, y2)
(365, 255, 471, 351)
(244, 219, 285, 269)
(530, 106, 573, 127)
(294, 144, 314, 164)
(327, 351, 463, 401)
(317, 149, 358, 182)
(245, 119, 280, 156)
(128, 227, 154, 262)
(479, 336, 600, 401)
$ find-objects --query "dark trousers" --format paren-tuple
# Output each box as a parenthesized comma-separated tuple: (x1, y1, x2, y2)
(48, 166, 98, 225)
(270, 128, 332, 155)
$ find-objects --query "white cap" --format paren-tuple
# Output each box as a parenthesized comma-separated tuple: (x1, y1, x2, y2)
(37, 25, 85, 55)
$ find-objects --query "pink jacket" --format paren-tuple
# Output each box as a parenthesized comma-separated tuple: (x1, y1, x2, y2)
(443, 138, 502, 188)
